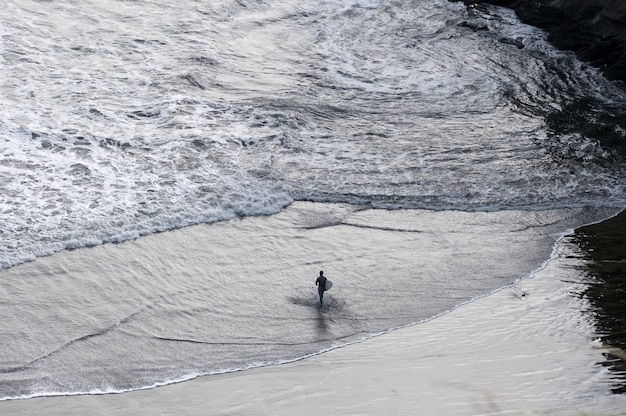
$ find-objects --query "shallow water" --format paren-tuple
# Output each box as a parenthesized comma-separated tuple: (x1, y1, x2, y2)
(0, 202, 618, 398)
(4, 218, 626, 415)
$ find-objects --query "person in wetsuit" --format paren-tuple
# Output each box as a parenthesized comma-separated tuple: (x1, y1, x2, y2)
(315, 270, 328, 306)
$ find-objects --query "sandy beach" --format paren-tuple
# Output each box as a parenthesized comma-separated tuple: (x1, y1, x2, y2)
(1, 208, 625, 416)
(3, 0, 626, 414)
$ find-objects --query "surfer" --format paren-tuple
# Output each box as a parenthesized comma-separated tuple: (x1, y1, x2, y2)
(315, 271, 328, 306)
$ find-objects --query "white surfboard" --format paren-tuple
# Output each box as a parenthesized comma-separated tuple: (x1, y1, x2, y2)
(325, 280, 333, 291)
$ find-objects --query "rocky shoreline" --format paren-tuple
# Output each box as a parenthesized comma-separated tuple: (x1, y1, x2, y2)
(453, 0, 626, 84)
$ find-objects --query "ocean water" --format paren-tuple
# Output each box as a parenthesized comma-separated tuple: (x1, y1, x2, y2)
(1, 0, 625, 401)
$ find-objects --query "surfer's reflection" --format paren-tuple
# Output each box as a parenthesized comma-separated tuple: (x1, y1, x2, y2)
(316, 304, 330, 336)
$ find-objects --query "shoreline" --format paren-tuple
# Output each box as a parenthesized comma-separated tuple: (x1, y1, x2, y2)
(574, 209, 626, 394)
(1, 207, 624, 415)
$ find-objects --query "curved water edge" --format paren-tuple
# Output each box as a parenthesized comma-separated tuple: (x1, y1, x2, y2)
(0, 202, 620, 401)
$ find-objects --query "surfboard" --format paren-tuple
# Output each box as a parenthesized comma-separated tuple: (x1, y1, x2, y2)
(325, 280, 333, 291)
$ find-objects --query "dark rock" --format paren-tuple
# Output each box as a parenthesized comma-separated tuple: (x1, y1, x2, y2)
(460, 20, 490, 31)
(499, 37, 525, 49)
(451, 0, 626, 84)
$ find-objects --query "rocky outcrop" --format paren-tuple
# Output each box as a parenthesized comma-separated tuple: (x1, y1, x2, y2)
(454, 0, 626, 84)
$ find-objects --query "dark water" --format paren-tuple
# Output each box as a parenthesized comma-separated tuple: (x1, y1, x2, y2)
(1, 0, 626, 400)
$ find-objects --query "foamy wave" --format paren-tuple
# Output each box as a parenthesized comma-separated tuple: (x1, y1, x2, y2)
(1, 0, 626, 271)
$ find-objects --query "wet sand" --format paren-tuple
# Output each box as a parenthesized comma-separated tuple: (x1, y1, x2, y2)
(1, 209, 625, 415)
(574, 211, 626, 395)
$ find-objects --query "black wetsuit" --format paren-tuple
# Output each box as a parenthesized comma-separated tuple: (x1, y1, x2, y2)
(315, 275, 327, 305)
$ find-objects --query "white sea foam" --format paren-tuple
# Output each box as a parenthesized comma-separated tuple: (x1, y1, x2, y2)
(1, 0, 626, 269)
